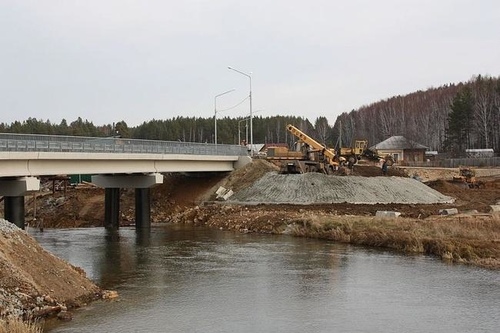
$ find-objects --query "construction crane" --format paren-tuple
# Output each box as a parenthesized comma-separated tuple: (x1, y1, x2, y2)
(266, 124, 339, 174)
(286, 124, 337, 163)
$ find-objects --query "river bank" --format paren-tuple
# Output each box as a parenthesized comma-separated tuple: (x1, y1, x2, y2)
(0, 219, 104, 330)
(169, 203, 500, 269)
(11, 160, 500, 270)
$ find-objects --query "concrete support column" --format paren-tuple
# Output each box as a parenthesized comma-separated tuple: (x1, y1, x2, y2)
(135, 188, 151, 229)
(93, 173, 163, 231)
(0, 177, 40, 229)
(104, 188, 120, 229)
(4, 196, 25, 229)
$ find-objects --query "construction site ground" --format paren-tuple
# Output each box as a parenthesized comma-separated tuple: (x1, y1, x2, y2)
(14, 159, 498, 268)
(1, 159, 500, 325)
(18, 159, 500, 227)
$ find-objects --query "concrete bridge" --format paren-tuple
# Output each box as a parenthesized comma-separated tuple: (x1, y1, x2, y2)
(0, 133, 250, 230)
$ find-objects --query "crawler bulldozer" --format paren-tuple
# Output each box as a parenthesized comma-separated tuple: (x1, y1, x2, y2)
(452, 167, 483, 188)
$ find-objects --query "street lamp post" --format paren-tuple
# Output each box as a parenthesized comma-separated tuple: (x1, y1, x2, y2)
(228, 66, 253, 156)
(238, 117, 249, 146)
(238, 109, 263, 146)
(214, 89, 235, 145)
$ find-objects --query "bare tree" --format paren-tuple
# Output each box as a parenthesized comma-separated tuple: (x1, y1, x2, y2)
(472, 77, 493, 148)
(314, 116, 330, 144)
(378, 104, 399, 138)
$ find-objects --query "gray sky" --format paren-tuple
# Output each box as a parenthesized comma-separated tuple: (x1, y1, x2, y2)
(1, 0, 499, 127)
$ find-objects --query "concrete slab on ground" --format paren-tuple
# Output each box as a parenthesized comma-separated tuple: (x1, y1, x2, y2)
(375, 211, 402, 218)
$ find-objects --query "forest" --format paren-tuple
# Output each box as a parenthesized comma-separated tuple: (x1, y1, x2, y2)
(1, 75, 499, 157)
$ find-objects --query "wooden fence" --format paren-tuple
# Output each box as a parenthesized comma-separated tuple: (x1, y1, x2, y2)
(402, 157, 500, 168)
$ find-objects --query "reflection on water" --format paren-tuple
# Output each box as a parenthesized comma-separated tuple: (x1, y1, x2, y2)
(32, 224, 500, 333)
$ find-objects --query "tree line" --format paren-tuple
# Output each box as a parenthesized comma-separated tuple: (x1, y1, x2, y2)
(335, 75, 500, 156)
(1, 75, 499, 156)
(0, 115, 322, 149)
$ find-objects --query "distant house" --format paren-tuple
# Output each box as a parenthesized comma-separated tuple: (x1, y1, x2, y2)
(425, 150, 438, 161)
(465, 149, 494, 158)
(371, 136, 428, 163)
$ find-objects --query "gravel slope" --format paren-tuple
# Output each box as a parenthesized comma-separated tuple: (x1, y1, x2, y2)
(229, 172, 454, 204)
(0, 219, 101, 319)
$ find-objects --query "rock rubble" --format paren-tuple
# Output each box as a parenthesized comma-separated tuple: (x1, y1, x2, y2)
(0, 218, 102, 321)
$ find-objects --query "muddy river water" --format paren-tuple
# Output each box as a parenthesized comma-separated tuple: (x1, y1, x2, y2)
(32, 224, 499, 333)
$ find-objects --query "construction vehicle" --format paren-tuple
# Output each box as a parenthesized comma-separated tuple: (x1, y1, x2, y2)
(360, 148, 395, 166)
(336, 120, 368, 166)
(335, 120, 392, 167)
(266, 124, 394, 174)
(266, 124, 340, 174)
(452, 167, 483, 188)
(338, 140, 368, 166)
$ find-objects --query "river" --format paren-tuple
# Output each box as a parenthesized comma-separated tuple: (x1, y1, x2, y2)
(32, 224, 500, 333)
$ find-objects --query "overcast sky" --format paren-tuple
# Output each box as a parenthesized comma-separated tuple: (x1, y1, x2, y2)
(1, 0, 499, 127)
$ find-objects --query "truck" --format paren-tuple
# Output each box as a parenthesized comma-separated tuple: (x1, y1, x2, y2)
(266, 124, 341, 174)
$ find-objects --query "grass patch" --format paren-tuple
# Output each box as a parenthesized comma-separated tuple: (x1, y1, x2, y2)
(289, 214, 500, 269)
(0, 318, 42, 333)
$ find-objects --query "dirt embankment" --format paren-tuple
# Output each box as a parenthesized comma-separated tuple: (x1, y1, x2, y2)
(169, 161, 500, 269)
(10, 160, 500, 270)
(0, 219, 103, 322)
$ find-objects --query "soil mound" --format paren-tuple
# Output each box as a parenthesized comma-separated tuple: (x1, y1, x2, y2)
(229, 172, 454, 205)
(0, 219, 101, 319)
(351, 164, 407, 177)
(426, 177, 500, 212)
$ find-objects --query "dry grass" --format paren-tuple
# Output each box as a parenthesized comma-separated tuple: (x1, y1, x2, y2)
(0, 318, 42, 333)
(290, 213, 500, 269)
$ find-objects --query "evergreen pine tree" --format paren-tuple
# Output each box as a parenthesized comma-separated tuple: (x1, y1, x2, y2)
(445, 87, 474, 155)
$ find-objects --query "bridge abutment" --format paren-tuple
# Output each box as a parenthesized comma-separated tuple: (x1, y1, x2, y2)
(92, 174, 163, 230)
(0, 177, 40, 229)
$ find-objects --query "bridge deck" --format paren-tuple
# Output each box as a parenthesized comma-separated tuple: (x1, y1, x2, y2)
(0, 134, 249, 177)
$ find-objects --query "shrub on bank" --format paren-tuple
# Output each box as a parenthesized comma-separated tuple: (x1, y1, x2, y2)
(0, 318, 42, 333)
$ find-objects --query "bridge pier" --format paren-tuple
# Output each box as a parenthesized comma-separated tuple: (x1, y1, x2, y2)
(0, 177, 40, 229)
(92, 174, 163, 230)
(4, 196, 25, 229)
(104, 188, 121, 229)
(135, 188, 151, 229)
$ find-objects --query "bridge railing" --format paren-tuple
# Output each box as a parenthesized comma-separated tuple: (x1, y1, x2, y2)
(0, 133, 248, 156)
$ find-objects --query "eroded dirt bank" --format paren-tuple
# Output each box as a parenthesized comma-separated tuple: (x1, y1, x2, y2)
(0, 219, 103, 322)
